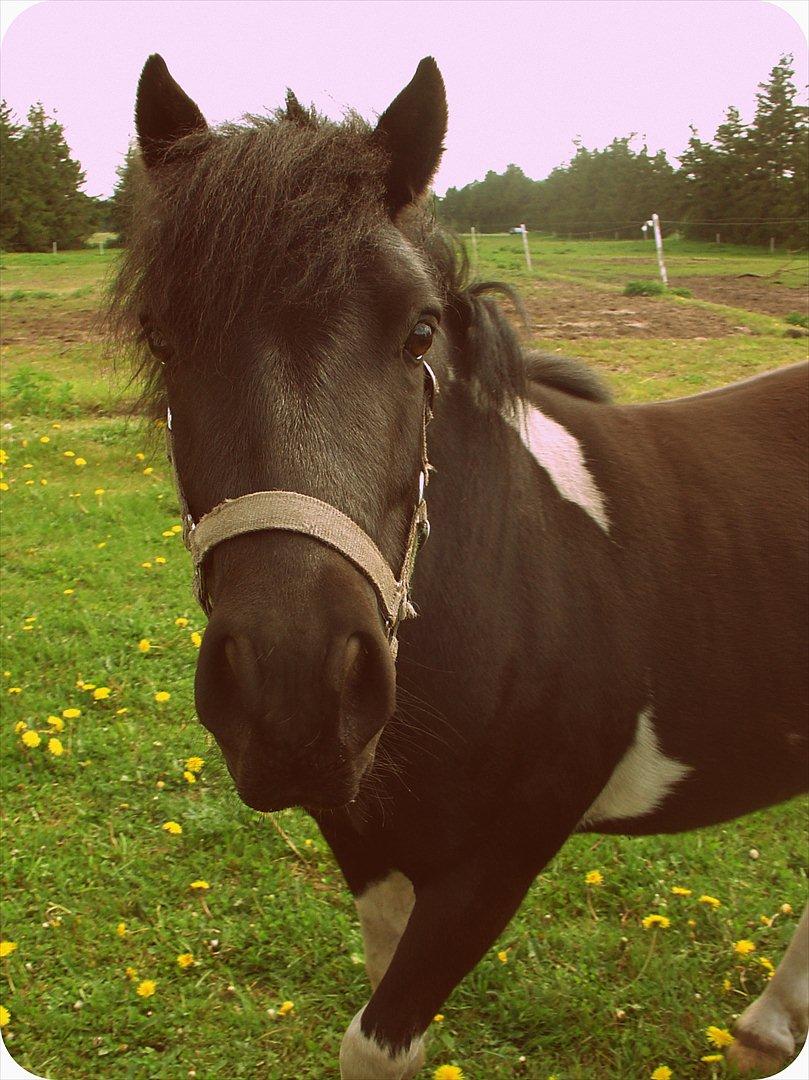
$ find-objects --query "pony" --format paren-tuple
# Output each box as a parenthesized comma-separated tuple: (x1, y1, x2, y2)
(109, 54, 809, 1078)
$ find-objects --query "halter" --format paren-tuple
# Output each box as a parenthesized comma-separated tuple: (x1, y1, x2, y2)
(165, 364, 438, 658)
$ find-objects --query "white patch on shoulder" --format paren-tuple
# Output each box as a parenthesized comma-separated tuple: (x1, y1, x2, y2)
(355, 871, 415, 989)
(340, 1005, 425, 1080)
(581, 708, 692, 826)
(510, 404, 609, 532)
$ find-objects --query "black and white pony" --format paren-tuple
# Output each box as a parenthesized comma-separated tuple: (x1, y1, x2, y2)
(110, 54, 809, 1078)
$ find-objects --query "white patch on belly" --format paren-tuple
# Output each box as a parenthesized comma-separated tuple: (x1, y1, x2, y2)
(510, 404, 609, 532)
(340, 1005, 425, 1080)
(581, 708, 692, 826)
(355, 871, 415, 989)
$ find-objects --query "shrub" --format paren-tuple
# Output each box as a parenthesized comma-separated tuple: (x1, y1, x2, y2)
(624, 280, 666, 297)
(4, 366, 74, 416)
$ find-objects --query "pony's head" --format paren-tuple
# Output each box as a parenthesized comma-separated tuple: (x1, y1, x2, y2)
(113, 55, 452, 811)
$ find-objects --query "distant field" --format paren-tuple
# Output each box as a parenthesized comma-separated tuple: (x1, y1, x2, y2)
(1, 243, 807, 1080)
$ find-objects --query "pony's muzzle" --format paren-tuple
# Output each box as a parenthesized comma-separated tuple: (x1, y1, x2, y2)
(193, 590, 396, 811)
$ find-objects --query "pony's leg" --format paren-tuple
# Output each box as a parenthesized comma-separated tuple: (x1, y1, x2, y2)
(339, 843, 540, 1080)
(727, 902, 809, 1074)
(355, 871, 415, 990)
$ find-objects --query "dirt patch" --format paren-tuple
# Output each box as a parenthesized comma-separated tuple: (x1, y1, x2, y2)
(1, 306, 100, 347)
(515, 280, 735, 339)
(672, 275, 808, 318)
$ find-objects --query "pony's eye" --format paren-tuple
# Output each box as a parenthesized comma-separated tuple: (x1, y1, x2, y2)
(404, 322, 434, 361)
(140, 315, 172, 361)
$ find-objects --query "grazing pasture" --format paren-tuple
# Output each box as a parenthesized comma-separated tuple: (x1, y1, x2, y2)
(1, 240, 807, 1079)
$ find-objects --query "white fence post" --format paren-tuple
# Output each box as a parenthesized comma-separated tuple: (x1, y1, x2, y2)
(770, 237, 775, 254)
(651, 213, 667, 286)
(470, 226, 478, 272)
(520, 224, 532, 271)
(52, 241, 57, 254)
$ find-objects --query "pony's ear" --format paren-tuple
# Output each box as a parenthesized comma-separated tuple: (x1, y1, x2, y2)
(373, 57, 447, 216)
(135, 54, 207, 169)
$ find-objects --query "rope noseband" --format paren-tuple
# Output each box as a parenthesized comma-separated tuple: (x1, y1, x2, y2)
(166, 365, 438, 657)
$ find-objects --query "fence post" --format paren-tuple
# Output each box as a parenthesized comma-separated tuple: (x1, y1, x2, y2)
(769, 237, 775, 254)
(470, 226, 478, 272)
(716, 233, 720, 245)
(52, 241, 57, 254)
(520, 224, 532, 271)
(651, 213, 668, 286)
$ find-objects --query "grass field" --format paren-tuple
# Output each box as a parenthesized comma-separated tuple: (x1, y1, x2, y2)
(1, 240, 807, 1080)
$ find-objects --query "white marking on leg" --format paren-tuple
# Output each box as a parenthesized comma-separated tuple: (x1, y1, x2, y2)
(510, 403, 609, 532)
(729, 903, 809, 1070)
(340, 1005, 425, 1080)
(355, 870, 415, 989)
(581, 708, 692, 826)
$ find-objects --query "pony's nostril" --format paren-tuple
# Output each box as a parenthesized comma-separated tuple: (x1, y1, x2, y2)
(339, 632, 396, 746)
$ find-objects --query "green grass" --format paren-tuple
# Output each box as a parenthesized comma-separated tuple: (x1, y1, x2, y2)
(1, 247, 806, 1079)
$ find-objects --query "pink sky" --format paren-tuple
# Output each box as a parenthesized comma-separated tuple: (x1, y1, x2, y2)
(1, 1, 806, 199)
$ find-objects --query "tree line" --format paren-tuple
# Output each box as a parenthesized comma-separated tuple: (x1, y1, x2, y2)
(1, 56, 806, 252)
(437, 56, 808, 246)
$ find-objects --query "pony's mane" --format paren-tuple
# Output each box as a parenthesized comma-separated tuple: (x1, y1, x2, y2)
(107, 106, 609, 417)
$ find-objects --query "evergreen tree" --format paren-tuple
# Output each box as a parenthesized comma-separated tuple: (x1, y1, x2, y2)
(0, 102, 93, 251)
(107, 145, 142, 243)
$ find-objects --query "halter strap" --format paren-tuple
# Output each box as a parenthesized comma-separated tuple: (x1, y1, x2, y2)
(166, 364, 437, 657)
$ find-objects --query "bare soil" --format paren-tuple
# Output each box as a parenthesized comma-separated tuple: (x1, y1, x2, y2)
(671, 275, 808, 318)
(516, 280, 735, 339)
(1, 306, 99, 347)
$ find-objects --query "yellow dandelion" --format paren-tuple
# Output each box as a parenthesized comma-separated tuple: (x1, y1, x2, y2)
(97, 541, 107, 549)
(48, 738, 64, 757)
(642, 914, 671, 929)
(671, 886, 692, 896)
(706, 1026, 735, 1048)
(0, 483, 8, 491)
(185, 757, 204, 773)
(115, 707, 128, 715)
(62, 708, 81, 718)
(141, 561, 153, 569)
(162, 530, 174, 538)
(701, 1054, 723, 1063)
(125, 966, 138, 980)
(177, 953, 195, 969)
(183, 770, 196, 784)
(0, 941, 17, 958)
(434, 1067, 464, 1080)
(7, 687, 22, 694)
(497, 950, 509, 963)
(175, 617, 189, 628)
(757, 957, 776, 977)
(63, 450, 75, 457)
(734, 939, 756, 956)
(190, 631, 202, 648)
(154, 556, 166, 565)
(189, 880, 210, 890)
(143, 467, 154, 476)
(136, 979, 156, 998)
(171, 524, 182, 534)
(154, 691, 170, 703)
(22, 462, 33, 469)
(63, 588, 74, 595)
(22, 730, 41, 748)
(14, 721, 27, 734)
(74, 457, 87, 467)
(0, 1005, 9, 1027)
(39, 436, 50, 444)
(47, 715, 64, 732)
(699, 895, 721, 908)
(781, 903, 793, 915)
(94, 488, 105, 496)
(433, 1014, 445, 1023)
(116, 922, 127, 938)
(722, 977, 732, 992)
(585, 870, 604, 886)
(93, 687, 111, 701)
(39, 478, 47, 486)
(135, 452, 145, 461)
(651, 1068, 672, 1080)
(138, 639, 151, 653)
(162, 821, 182, 835)
(0, 450, 6, 464)
(278, 1000, 295, 1016)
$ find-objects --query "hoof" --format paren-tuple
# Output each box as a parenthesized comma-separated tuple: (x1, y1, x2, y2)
(726, 1033, 793, 1077)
